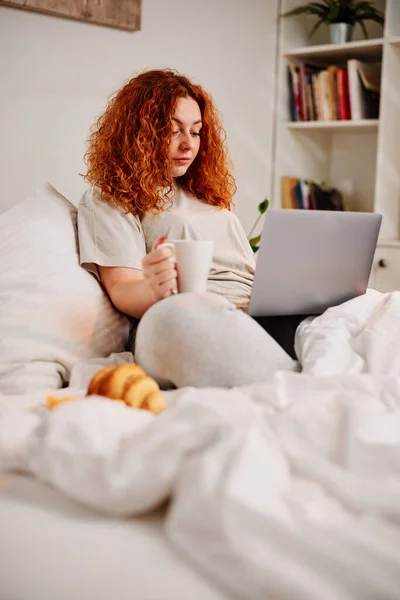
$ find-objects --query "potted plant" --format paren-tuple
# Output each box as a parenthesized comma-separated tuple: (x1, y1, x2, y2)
(282, 0, 384, 44)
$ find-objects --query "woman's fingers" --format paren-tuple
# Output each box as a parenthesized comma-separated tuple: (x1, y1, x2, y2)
(143, 245, 174, 266)
(156, 267, 177, 286)
(145, 265, 177, 287)
(153, 266, 177, 284)
(143, 257, 176, 279)
(147, 270, 177, 300)
(142, 258, 177, 300)
(152, 235, 168, 251)
(156, 277, 178, 298)
(143, 237, 178, 299)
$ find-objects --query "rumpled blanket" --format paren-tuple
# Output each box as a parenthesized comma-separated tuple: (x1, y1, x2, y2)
(1, 289, 400, 600)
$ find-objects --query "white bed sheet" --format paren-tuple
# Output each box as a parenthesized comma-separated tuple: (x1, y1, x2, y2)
(2, 289, 400, 600)
(0, 474, 230, 600)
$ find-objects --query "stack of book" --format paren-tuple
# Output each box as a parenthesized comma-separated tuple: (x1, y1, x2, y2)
(287, 60, 381, 121)
(281, 176, 344, 210)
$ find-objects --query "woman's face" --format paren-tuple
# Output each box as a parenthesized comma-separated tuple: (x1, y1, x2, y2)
(168, 96, 202, 178)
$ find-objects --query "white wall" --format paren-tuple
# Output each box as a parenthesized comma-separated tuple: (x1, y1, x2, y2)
(0, 0, 279, 234)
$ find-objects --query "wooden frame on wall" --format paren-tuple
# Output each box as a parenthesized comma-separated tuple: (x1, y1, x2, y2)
(0, 0, 141, 32)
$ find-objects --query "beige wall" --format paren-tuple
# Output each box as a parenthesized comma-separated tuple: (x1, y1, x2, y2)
(0, 0, 278, 234)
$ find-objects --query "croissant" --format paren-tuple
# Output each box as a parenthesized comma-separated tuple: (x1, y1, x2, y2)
(86, 363, 165, 414)
(47, 363, 165, 415)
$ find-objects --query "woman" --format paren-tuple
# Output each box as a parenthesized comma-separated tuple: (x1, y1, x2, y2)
(78, 69, 298, 388)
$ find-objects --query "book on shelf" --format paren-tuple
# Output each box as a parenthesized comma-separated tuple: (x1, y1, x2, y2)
(281, 176, 344, 211)
(287, 64, 300, 121)
(287, 62, 320, 121)
(287, 63, 302, 120)
(287, 59, 381, 122)
(357, 61, 381, 93)
(347, 59, 380, 120)
(281, 176, 299, 208)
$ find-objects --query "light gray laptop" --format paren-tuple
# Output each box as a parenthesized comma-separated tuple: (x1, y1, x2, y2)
(248, 209, 382, 317)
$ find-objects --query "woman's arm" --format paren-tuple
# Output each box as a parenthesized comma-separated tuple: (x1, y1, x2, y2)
(98, 243, 177, 319)
(98, 267, 155, 319)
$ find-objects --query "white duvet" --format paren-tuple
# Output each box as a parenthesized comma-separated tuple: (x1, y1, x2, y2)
(2, 289, 400, 600)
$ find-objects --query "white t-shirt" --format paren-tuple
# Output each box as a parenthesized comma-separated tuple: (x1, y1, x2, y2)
(77, 186, 255, 305)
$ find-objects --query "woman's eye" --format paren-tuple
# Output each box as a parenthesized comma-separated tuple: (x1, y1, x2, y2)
(172, 131, 180, 136)
(191, 132, 201, 137)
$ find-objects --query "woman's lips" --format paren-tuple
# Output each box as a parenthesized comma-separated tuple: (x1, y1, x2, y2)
(174, 158, 191, 164)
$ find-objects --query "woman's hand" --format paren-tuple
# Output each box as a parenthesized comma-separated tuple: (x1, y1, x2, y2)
(142, 236, 178, 301)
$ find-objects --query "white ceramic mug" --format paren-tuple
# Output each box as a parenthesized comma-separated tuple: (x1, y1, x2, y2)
(158, 239, 214, 293)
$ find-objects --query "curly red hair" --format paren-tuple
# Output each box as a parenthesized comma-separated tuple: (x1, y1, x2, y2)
(83, 69, 236, 213)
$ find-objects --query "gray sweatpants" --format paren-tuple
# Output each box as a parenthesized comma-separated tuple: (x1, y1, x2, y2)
(134, 292, 298, 389)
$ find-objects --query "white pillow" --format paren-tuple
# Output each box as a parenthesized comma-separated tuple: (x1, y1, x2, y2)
(0, 183, 130, 394)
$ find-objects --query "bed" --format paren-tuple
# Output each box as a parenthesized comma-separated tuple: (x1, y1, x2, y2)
(2, 287, 400, 599)
(1, 184, 400, 599)
(0, 474, 228, 600)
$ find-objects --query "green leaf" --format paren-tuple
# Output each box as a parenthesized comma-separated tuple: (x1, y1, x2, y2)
(249, 234, 261, 247)
(282, 6, 315, 17)
(249, 234, 262, 252)
(353, 0, 385, 22)
(355, 9, 384, 26)
(328, 5, 340, 20)
(308, 17, 325, 38)
(282, 4, 328, 18)
(257, 198, 269, 214)
(358, 19, 369, 38)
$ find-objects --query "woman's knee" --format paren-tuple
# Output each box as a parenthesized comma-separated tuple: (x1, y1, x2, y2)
(138, 292, 233, 337)
(134, 292, 231, 387)
(134, 292, 297, 388)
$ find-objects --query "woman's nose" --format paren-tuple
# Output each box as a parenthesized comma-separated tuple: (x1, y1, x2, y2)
(179, 132, 193, 149)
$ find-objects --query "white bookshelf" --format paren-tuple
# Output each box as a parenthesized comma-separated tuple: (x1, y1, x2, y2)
(287, 119, 379, 132)
(377, 239, 400, 248)
(273, 0, 400, 292)
(284, 38, 384, 61)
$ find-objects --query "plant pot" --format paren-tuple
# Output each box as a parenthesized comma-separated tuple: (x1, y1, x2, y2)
(329, 22, 353, 44)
